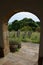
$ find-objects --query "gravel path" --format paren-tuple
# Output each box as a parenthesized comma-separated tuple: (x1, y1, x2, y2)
(0, 42, 39, 65)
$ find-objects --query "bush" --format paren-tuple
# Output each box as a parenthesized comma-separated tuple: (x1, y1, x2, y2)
(9, 39, 21, 52)
(20, 26, 32, 31)
(9, 31, 40, 44)
(36, 27, 40, 32)
(21, 37, 32, 42)
(31, 32, 40, 43)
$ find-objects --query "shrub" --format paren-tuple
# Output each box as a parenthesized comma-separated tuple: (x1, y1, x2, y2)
(31, 32, 40, 43)
(9, 38, 21, 52)
(36, 27, 40, 32)
(22, 38, 32, 42)
(20, 26, 32, 31)
(9, 31, 40, 44)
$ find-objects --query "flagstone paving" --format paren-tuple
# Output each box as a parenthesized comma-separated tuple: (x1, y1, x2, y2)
(0, 42, 39, 65)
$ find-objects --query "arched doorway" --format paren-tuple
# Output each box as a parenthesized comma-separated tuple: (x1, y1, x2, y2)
(0, 10, 41, 65)
(9, 12, 40, 64)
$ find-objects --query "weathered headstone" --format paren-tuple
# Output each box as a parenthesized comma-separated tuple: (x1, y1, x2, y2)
(23, 31, 26, 39)
(17, 30, 20, 37)
(28, 31, 32, 38)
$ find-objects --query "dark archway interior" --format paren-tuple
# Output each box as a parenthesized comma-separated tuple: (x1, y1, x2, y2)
(0, 48, 4, 58)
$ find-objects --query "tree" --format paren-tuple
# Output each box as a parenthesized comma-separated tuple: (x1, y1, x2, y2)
(8, 24, 12, 31)
(8, 18, 40, 31)
(12, 20, 20, 31)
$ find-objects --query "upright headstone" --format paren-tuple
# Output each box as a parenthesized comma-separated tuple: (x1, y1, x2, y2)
(23, 31, 26, 39)
(28, 31, 32, 38)
(17, 30, 20, 37)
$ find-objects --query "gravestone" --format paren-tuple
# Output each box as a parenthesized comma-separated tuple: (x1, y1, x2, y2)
(28, 31, 32, 38)
(17, 30, 20, 37)
(23, 31, 26, 39)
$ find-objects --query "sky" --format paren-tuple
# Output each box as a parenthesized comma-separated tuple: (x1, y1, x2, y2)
(8, 12, 40, 23)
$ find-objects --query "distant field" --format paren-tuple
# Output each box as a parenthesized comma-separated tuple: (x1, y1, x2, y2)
(9, 31, 40, 43)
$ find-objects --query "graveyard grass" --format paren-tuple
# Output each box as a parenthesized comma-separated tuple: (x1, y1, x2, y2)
(9, 31, 40, 44)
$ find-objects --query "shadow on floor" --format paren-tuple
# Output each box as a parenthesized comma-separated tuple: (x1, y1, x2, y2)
(0, 48, 4, 58)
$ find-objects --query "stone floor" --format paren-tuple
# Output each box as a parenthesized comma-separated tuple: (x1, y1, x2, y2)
(0, 42, 39, 65)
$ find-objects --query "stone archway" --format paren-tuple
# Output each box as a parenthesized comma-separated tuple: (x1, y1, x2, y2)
(0, 0, 43, 65)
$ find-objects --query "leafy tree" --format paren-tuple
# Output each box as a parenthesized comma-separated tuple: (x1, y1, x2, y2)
(12, 20, 20, 31)
(36, 22, 40, 27)
(8, 18, 40, 31)
(8, 24, 12, 31)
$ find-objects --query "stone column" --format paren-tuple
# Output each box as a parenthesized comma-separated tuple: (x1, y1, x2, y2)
(2, 22, 10, 56)
(0, 22, 4, 57)
(38, 19, 43, 65)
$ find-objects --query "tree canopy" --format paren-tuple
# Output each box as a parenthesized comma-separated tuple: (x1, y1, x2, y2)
(8, 18, 40, 31)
